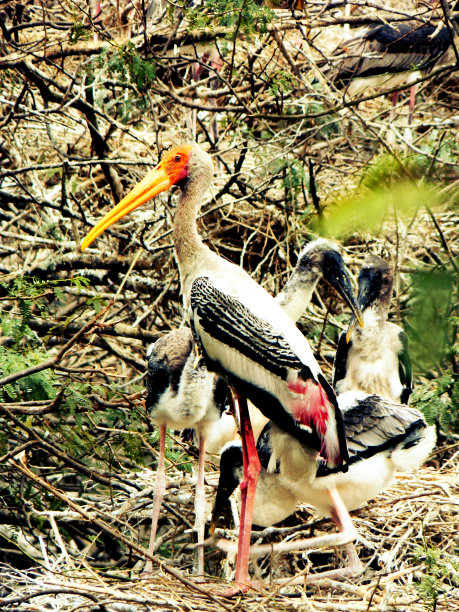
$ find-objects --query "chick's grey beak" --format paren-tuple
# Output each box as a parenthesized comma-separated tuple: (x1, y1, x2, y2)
(322, 251, 364, 332)
(345, 269, 380, 342)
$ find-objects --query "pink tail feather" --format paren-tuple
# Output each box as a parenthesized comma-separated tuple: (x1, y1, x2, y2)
(288, 378, 341, 467)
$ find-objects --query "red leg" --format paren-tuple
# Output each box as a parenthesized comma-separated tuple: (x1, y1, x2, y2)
(142, 424, 166, 576)
(194, 433, 207, 576)
(219, 393, 261, 596)
(93, 0, 101, 19)
(235, 394, 261, 584)
(216, 487, 361, 586)
(390, 90, 399, 121)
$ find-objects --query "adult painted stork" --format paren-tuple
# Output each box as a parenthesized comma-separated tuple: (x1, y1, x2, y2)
(80, 143, 352, 593)
(206, 237, 365, 449)
(323, 21, 455, 124)
(141, 238, 361, 577)
(143, 327, 231, 575)
(211, 391, 435, 584)
(333, 254, 413, 404)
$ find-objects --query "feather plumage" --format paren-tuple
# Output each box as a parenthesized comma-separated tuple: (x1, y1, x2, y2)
(325, 22, 453, 96)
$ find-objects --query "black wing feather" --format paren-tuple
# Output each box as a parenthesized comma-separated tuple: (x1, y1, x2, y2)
(398, 329, 413, 404)
(146, 354, 170, 409)
(190, 276, 307, 379)
(329, 23, 451, 85)
(317, 396, 426, 476)
(333, 331, 351, 389)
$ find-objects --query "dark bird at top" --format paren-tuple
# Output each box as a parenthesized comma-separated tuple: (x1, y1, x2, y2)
(324, 21, 454, 99)
(321, 21, 456, 128)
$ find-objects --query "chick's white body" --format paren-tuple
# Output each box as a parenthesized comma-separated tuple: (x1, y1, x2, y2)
(336, 309, 405, 401)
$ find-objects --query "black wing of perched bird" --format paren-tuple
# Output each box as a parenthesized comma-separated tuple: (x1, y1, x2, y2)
(326, 22, 452, 89)
(332, 331, 351, 390)
(317, 395, 427, 476)
(398, 329, 413, 404)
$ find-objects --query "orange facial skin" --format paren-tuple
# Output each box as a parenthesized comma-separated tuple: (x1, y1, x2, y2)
(80, 145, 192, 251)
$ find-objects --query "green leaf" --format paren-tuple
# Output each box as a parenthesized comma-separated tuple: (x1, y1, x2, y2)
(405, 269, 456, 373)
(322, 182, 440, 239)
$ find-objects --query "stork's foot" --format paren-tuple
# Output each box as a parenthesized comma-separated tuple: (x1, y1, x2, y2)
(277, 564, 363, 586)
(215, 528, 356, 557)
(216, 578, 265, 598)
(275, 542, 363, 586)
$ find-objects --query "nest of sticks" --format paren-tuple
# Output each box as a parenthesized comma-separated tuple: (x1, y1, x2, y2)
(0, 0, 458, 609)
(0, 457, 458, 611)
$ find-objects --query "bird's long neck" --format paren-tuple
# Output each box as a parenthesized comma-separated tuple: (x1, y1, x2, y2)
(276, 269, 320, 323)
(357, 302, 388, 337)
(173, 170, 214, 302)
(173, 175, 212, 268)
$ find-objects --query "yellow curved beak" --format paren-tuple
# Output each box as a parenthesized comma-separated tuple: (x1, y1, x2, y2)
(346, 317, 358, 343)
(80, 165, 172, 251)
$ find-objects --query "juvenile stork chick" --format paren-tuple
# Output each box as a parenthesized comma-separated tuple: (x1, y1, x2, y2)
(333, 254, 412, 404)
(144, 327, 230, 575)
(276, 238, 360, 324)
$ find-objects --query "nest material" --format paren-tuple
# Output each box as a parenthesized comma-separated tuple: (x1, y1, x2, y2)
(0, 460, 458, 611)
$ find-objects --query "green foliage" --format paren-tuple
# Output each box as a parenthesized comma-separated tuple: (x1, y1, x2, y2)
(0, 431, 8, 456)
(94, 43, 156, 114)
(411, 373, 459, 435)
(360, 153, 430, 190)
(86, 295, 106, 314)
(0, 346, 57, 401)
(123, 432, 143, 462)
(296, 101, 340, 139)
(68, 21, 90, 45)
(283, 160, 306, 208)
(404, 269, 456, 373)
(265, 157, 306, 209)
(322, 180, 441, 238)
(42, 222, 62, 242)
(405, 266, 458, 434)
(413, 536, 458, 611)
(320, 148, 458, 238)
(269, 71, 295, 97)
(167, 447, 194, 474)
(105, 42, 156, 92)
(0, 275, 90, 341)
(62, 382, 94, 414)
(157, 542, 174, 558)
(183, 0, 273, 39)
(0, 275, 92, 402)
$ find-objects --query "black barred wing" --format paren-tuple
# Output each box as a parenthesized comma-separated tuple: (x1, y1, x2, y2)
(330, 23, 450, 85)
(190, 276, 306, 380)
(342, 396, 425, 458)
(332, 331, 350, 389)
(317, 396, 426, 476)
(398, 329, 413, 405)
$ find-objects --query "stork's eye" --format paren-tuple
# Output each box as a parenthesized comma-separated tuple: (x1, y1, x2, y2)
(175, 155, 181, 162)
